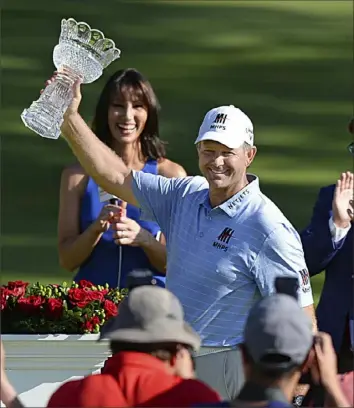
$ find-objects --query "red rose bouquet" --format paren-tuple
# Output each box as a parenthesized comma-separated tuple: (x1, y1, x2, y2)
(1, 280, 127, 334)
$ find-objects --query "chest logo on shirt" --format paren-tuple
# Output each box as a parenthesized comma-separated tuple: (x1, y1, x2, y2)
(212, 227, 234, 251)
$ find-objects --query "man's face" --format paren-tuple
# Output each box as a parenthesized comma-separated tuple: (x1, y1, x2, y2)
(171, 346, 196, 379)
(197, 140, 257, 190)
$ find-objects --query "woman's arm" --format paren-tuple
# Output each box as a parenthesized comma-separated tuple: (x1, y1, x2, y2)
(158, 159, 188, 178)
(58, 165, 107, 271)
(1, 342, 25, 408)
(139, 231, 167, 274)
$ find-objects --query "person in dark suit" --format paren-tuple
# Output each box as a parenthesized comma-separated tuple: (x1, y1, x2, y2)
(301, 119, 354, 373)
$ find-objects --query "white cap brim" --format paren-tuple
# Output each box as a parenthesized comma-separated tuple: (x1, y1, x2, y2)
(195, 131, 245, 149)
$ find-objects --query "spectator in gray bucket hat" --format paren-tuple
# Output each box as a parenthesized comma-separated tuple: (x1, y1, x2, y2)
(46, 286, 221, 407)
(99, 285, 200, 350)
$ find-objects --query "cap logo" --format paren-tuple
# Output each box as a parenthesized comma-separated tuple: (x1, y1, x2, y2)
(214, 113, 227, 124)
(210, 113, 227, 131)
(246, 127, 253, 143)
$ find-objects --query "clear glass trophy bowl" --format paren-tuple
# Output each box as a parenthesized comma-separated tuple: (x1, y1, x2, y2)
(21, 18, 121, 140)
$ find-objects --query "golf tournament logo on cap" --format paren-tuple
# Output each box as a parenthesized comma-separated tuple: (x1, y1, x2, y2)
(210, 112, 228, 131)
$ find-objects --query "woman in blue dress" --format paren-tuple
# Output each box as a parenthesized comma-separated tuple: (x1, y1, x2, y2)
(57, 68, 186, 289)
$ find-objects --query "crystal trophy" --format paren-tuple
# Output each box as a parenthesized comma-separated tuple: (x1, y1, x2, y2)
(21, 18, 121, 140)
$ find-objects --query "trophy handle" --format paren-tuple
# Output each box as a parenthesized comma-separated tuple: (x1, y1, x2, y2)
(21, 66, 83, 140)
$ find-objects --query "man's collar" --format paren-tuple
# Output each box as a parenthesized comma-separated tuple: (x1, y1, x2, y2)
(199, 174, 260, 218)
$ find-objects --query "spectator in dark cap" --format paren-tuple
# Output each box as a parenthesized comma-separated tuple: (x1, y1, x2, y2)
(239, 294, 315, 407)
(197, 294, 349, 408)
(46, 286, 221, 407)
(300, 117, 354, 373)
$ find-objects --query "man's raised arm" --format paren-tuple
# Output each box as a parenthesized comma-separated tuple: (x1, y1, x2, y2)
(60, 80, 138, 206)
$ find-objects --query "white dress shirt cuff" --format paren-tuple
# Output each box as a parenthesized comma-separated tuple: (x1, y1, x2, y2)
(328, 216, 351, 243)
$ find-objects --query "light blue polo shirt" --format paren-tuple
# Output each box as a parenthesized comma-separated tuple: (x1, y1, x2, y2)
(132, 171, 314, 347)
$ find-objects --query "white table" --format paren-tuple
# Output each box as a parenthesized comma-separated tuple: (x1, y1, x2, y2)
(2, 334, 110, 407)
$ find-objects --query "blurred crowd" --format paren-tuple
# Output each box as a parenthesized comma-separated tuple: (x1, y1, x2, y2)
(1, 283, 353, 407)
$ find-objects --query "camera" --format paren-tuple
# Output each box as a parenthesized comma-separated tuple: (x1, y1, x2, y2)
(274, 276, 299, 301)
(126, 269, 157, 291)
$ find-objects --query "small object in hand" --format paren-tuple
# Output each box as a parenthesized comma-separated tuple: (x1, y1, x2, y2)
(292, 395, 305, 407)
(275, 276, 299, 301)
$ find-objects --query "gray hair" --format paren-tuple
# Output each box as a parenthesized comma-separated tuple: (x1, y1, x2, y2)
(243, 142, 253, 151)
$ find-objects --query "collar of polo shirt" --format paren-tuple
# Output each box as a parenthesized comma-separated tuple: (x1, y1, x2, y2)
(198, 174, 260, 217)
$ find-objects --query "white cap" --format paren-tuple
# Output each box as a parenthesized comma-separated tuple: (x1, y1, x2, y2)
(194, 105, 254, 149)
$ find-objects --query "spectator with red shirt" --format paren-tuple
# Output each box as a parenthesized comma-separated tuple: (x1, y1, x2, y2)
(46, 285, 221, 407)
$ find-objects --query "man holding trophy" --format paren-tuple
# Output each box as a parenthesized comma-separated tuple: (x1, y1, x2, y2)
(23, 17, 317, 399)
(34, 76, 317, 397)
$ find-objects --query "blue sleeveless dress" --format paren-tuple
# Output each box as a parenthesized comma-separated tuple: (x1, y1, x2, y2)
(74, 159, 166, 289)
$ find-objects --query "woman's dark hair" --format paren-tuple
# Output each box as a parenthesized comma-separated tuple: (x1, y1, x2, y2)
(91, 68, 167, 160)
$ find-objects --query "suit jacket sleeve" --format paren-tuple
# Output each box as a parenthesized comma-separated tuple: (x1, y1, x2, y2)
(300, 186, 347, 276)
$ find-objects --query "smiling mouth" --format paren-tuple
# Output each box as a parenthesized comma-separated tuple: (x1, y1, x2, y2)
(209, 169, 228, 175)
(116, 124, 137, 134)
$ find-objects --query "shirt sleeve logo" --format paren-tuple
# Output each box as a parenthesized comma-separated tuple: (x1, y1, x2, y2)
(298, 269, 311, 293)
